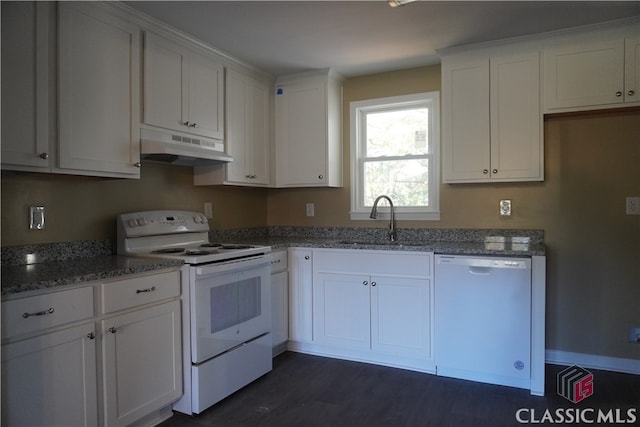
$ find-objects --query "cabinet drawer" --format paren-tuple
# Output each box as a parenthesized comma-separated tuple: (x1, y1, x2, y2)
(101, 271, 180, 314)
(315, 250, 431, 277)
(270, 250, 288, 273)
(2, 286, 94, 339)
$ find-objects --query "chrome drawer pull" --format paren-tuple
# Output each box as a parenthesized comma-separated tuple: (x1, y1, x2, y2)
(22, 307, 54, 318)
(136, 286, 156, 294)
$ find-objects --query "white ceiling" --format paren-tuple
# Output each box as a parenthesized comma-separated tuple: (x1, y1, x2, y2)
(125, 1, 640, 77)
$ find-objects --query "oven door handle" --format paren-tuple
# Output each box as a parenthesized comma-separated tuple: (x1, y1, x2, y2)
(194, 254, 269, 276)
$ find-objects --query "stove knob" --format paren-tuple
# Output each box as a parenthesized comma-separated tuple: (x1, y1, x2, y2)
(136, 217, 147, 226)
(193, 216, 202, 224)
(128, 219, 138, 227)
(201, 215, 208, 223)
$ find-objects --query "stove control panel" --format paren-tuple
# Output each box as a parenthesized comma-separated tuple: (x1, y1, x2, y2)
(118, 210, 210, 237)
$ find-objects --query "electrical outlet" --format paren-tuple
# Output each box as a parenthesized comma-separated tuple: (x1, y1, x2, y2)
(306, 203, 315, 217)
(204, 202, 213, 219)
(29, 206, 45, 230)
(629, 327, 640, 344)
(499, 200, 512, 216)
(626, 196, 640, 215)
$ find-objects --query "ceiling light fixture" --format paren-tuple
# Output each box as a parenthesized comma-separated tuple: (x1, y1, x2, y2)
(388, 0, 417, 7)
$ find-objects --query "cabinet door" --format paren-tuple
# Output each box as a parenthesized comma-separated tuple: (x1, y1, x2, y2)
(275, 79, 328, 186)
(1, 1, 51, 170)
(271, 270, 289, 348)
(225, 70, 270, 185)
(58, 2, 140, 177)
(143, 32, 185, 133)
(625, 35, 640, 103)
(102, 300, 182, 427)
(313, 272, 370, 349)
(371, 276, 431, 358)
(490, 52, 542, 181)
(186, 50, 224, 139)
(288, 249, 314, 343)
(247, 78, 270, 184)
(1, 323, 98, 427)
(544, 38, 625, 109)
(441, 57, 491, 182)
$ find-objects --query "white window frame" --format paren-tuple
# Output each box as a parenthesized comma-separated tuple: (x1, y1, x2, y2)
(349, 92, 440, 221)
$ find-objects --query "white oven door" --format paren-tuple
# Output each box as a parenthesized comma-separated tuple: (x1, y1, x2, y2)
(190, 257, 271, 364)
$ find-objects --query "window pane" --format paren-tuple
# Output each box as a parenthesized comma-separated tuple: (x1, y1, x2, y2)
(363, 159, 429, 207)
(365, 108, 429, 157)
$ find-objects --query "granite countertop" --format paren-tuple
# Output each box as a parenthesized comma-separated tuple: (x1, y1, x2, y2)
(223, 237, 546, 257)
(1, 256, 183, 298)
(1, 227, 545, 298)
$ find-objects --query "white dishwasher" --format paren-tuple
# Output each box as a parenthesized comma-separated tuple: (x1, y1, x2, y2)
(434, 255, 532, 390)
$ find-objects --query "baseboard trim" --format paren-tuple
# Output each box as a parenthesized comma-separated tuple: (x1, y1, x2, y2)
(546, 349, 640, 375)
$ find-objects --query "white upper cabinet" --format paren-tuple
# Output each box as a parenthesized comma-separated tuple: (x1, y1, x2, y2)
(544, 24, 640, 111)
(1, 1, 51, 171)
(442, 50, 542, 183)
(58, 2, 141, 178)
(194, 68, 270, 186)
(274, 70, 343, 188)
(143, 31, 224, 140)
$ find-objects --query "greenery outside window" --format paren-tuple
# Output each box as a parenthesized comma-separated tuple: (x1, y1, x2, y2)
(350, 92, 440, 220)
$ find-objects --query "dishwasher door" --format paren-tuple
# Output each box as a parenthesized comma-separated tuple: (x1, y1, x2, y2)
(434, 255, 532, 389)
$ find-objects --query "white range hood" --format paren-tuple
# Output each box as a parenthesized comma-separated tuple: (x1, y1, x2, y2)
(140, 127, 233, 166)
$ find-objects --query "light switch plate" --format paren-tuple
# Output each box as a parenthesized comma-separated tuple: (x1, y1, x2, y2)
(306, 203, 315, 217)
(29, 206, 45, 230)
(499, 200, 512, 216)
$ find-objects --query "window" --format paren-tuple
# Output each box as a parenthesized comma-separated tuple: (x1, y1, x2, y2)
(350, 92, 440, 220)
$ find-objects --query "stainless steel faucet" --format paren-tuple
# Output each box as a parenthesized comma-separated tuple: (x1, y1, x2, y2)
(369, 195, 396, 242)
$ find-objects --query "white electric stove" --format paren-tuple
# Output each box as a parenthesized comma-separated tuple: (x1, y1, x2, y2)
(117, 210, 273, 415)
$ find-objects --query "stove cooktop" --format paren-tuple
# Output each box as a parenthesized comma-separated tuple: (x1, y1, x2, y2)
(137, 243, 270, 265)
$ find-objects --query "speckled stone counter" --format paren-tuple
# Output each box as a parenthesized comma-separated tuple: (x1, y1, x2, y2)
(1, 256, 183, 298)
(210, 226, 546, 257)
(2, 227, 544, 297)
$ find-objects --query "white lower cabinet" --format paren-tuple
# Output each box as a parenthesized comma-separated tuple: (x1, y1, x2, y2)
(101, 300, 181, 427)
(99, 270, 182, 427)
(288, 248, 314, 344)
(270, 250, 289, 353)
(1, 322, 98, 427)
(0, 269, 182, 427)
(289, 248, 434, 372)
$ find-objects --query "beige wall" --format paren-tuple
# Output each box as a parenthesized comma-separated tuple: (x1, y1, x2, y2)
(1, 162, 268, 246)
(2, 65, 639, 361)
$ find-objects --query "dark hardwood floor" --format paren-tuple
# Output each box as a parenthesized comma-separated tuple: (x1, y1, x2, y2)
(158, 352, 639, 427)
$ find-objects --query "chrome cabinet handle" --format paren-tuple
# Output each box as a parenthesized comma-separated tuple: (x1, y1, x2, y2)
(183, 121, 191, 126)
(190, 122, 198, 128)
(271, 259, 281, 264)
(134, 162, 142, 168)
(245, 174, 257, 179)
(87, 332, 95, 340)
(136, 286, 156, 294)
(483, 169, 489, 174)
(371, 281, 377, 287)
(39, 152, 49, 160)
(318, 174, 324, 180)
(492, 169, 498, 174)
(108, 327, 117, 334)
(616, 91, 623, 97)
(23, 307, 54, 318)
(363, 281, 368, 286)
(304, 255, 310, 260)
(629, 90, 635, 96)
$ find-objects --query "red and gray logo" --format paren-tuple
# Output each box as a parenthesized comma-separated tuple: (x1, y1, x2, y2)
(557, 365, 594, 403)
